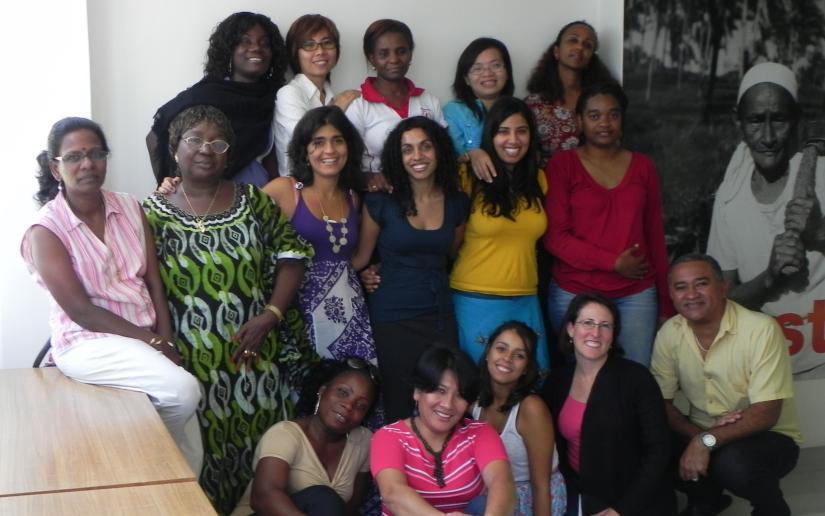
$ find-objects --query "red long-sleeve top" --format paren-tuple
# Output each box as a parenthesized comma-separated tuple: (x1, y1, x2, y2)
(544, 149, 675, 318)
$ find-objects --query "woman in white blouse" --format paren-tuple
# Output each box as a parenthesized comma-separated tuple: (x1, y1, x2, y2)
(275, 14, 360, 176)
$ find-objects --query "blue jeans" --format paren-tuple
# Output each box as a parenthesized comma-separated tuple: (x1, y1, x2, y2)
(547, 282, 658, 367)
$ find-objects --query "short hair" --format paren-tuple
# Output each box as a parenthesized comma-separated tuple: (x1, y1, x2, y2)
(287, 106, 365, 192)
(35, 117, 110, 207)
(380, 116, 458, 216)
(575, 81, 629, 142)
(477, 321, 539, 412)
(204, 12, 287, 89)
(167, 105, 236, 174)
(285, 14, 340, 76)
(476, 96, 543, 220)
(362, 19, 414, 59)
(410, 347, 479, 404)
(526, 20, 615, 103)
(452, 38, 515, 121)
(557, 293, 622, 357)
(669, 253, 724, 281)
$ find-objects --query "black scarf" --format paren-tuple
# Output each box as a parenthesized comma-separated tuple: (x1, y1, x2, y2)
(150, 76, 277, 184)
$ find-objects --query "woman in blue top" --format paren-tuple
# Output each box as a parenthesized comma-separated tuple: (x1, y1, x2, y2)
(352, 117, 469, 422)
(443, 38, 514, 184)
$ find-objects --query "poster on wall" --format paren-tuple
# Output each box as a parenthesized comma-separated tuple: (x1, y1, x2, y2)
(623, 0, 825, 379)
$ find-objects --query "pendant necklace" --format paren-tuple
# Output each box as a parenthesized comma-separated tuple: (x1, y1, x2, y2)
(181, 182, 220, 233)
(317, 191, 348, 253)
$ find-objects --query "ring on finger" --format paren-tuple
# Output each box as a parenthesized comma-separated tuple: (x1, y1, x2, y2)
(243, 349, 252, 357)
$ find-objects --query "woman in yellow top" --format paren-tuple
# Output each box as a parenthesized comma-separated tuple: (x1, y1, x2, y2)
(451, 96, 549, 371)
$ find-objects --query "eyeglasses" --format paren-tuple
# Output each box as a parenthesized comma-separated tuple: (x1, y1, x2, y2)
(182, 136, 230, 154)
(345, 357, 380, 384)
(301, 39, 337, 52)
(575, 319, 615, 332)
(468, 61, 505, 76)
(53, 149, 109, 164)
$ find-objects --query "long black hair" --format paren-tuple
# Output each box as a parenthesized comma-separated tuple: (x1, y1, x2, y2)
(474, 97, 543, 220)
(204, 12, 287, 89)
(452, 37, 514, 121)
(381, 116, 458, 216)
(477, 321, 540, 412)
(525, 20, 615, 103)
(35, 117, 110, 207)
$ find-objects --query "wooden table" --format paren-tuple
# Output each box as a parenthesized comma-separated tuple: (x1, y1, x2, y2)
(0, 481, 216, 515)
(0, 368, 196, 497)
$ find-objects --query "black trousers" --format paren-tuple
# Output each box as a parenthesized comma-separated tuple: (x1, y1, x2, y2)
(672, 431, 799, 516)
(291, 485, 346, 516)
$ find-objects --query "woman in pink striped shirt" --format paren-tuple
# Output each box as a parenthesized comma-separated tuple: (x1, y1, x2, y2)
(21, 117, 202, 472)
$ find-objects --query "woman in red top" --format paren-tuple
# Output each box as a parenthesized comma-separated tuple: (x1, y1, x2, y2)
(544, 82, 672, 366)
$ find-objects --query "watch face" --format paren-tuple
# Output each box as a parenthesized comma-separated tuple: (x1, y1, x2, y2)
(702, 433, 717, 448)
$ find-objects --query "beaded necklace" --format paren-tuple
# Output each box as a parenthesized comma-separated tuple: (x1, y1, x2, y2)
(409, 416, 456, 488)
(315, 190, 349, 253)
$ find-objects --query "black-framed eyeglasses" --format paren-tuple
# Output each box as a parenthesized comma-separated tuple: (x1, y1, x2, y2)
(182, 136, 230, 154)
(53, 149, 109, 164)
(301, 39, 337, 52)
(345, 357, 380, 384)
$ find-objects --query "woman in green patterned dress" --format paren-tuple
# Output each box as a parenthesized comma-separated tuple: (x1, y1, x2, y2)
(143, 105, 315, 514)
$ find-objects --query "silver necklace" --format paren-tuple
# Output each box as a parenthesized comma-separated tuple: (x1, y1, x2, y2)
(316, 191, 348, 253)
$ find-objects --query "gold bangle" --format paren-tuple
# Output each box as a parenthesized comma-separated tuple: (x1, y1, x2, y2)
(264, 304, 283, 322)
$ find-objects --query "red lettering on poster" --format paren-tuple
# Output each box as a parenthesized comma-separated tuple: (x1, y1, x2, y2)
(777, 313, 804, 355)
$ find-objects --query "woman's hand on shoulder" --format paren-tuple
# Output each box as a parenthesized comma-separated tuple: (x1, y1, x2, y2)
(332, 89, 361, 112)
(156, 176, 180, 195)
(468, 148, 496, 184)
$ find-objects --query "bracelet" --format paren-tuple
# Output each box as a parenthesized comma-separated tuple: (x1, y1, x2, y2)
(149, 337, 174, 348)
(264, 304, 284, 322)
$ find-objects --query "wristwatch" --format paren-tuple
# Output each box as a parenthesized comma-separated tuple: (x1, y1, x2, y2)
(699, 432, 717, 450)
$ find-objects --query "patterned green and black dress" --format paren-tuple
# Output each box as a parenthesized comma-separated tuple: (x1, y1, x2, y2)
(143, 184, 316, 514)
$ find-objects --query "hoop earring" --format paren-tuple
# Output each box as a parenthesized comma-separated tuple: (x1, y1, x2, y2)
(57, 180, 63, 192)
(313, 393, 320, 415)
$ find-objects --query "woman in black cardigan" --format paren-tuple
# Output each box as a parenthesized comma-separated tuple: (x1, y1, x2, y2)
(541, 293, 675, 516)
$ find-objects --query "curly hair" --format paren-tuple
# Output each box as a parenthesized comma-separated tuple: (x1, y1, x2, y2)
(380, 116, 458, 216)
(477, 321, 540, 413)
(167, 105, 236, 175)
(575, 81, 629, 144)
(204, 12, 287, 89)
(285, 14, 340, 76)
(287, 106, 365, 192)
(295, 357, 379, 418)
(558, 293, 623, 358)
(473, 97, 543, 220)
(452, 38, 515, 121)
(362, 18, 414, 58)
(526, 20, 615, 103)
(35, 117, 110, 207)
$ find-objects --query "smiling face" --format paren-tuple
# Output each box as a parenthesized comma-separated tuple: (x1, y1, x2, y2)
(737, 82, 798, 180)
(307, 124, 348, 180)
(554, 23, 597, 71)
(486, 329, 530, 386)
(175, 121, 229, 182)
(400, 127, 437, 182)
(368, 31, 412, 82)
(668, 260, 728, 327)
(493, 113, 530, 168)
(566, 302, 614, 363)
(298, 29, 338, 83)
(317, 371, 374, 434)
(579, 93, 623, 148)
(50, 129, 107, 195)
(413, 370, 468, 437)
(465, 47, 508, 103)
(231, 24, 272, 82)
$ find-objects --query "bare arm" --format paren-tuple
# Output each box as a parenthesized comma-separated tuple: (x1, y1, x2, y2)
(517, 395, 554, 516)
(374, 468, 443, 516)
(480, 459, 516, 516)
(451, 223, 466, 259)
(261, 177, 298, 220)
(30, 226, 162, 344)
(351, 204, 380, 272)
(249, 457, 306, 516)
(663, 399, 703, 440)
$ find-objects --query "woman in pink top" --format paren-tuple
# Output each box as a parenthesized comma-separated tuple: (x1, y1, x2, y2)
(21, 117, 201, 470)
(545, 82, 673, 366)
(371, 347, 515, 515)
(541, 294, 674, 516)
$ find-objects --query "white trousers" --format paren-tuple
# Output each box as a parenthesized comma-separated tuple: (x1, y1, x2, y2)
(54, 336, 203, 474)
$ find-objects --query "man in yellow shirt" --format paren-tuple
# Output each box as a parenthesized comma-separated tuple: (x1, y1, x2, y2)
(651, 253, 801, 516)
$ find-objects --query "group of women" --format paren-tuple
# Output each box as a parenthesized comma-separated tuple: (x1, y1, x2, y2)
(22, 10, 680, 516)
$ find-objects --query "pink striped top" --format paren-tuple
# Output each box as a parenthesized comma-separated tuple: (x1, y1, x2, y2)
(371, 418, 508, 515)
(20, 190, 156, 355)
(559, 396, 586, 473)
